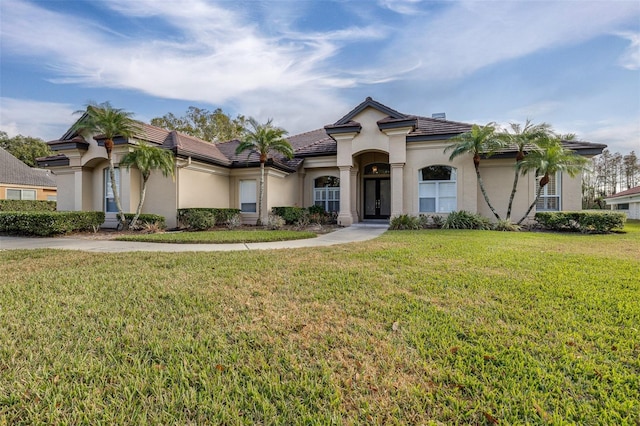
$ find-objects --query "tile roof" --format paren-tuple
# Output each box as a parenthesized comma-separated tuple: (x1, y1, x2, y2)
(409, 116, 473, 137)
(0, 147, 56, 187)
(605, 186, 640, 199)
(162, 131, 231, 166)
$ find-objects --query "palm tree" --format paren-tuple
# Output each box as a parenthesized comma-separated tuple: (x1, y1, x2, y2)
(119, 142, 175, 229)
(501, 120, 553, 221)
(516, 137, 588, 225)
(72, 102, 142, 226)
(445, 123, 507, 220)
(235, 118, 293, 225)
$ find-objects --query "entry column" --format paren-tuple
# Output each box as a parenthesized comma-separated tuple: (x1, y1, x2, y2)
(337, 166, 354, 226)
(390, 163, 404, 217)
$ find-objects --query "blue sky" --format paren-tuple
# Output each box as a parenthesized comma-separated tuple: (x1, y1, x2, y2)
(1, 0, 638, 153)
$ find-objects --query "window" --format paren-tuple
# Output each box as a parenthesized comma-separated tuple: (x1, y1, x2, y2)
(6, 189, 36, 200)
(418, 166, 457, 213)
(314, 176, 340, 213)
(364, 163, 390, 175)
(616, 203, 629, 210)
(104, 168, 120, 213)
(536, 172, 561, 211)
(240, 180, 257, 213)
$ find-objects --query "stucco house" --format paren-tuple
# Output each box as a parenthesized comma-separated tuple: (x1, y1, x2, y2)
(604, 186, 640, 219)
(38, 97, 605, 228)
(1, 147, 56, 201)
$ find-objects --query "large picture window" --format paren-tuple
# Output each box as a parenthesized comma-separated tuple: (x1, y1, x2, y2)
(104, 168, 120, 213)
(6, 188, 36, 200)
(419, 165, 457, 213)
(313, 176, 340, 213)
(240, 180, 257, 213)
(536, 172, 561, 211)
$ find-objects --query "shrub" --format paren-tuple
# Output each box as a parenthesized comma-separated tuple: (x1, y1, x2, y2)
(0, 200, 56, 212)
(307, 205, 325, 215)
(430, 214, 445, 228)
(494, 219, 521, 232)
(390, 214, 421, 230)
(227, 214, 242, 230)
(0, 211, 105, 236)
(271, 207, 307, 225)
(535, 211, 626, 233)
(178, 210, 216, 231)
(443, 211, 492, 230)
(177, 208, 241, 229)
(266, 213, 285, 230)
(122, 213, 166, 230)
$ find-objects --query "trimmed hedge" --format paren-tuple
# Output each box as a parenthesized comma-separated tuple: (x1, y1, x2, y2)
(177, 208, 241, 230)
(271, 207, 307, 225)
(121, 213, 166, 229)
(534, 211, 626, 233)
(0, 211, 105, 236)
(0, 200, 56, 212)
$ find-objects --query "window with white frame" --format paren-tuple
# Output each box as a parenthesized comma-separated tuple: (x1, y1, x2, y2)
(239, 180, 257, 213)
(313, 176, 340, 213)
(6, 188, 37, 200)
(104, 168, 120, 213)
(536, 172, 561, 211)
(418, 166, 457, 213)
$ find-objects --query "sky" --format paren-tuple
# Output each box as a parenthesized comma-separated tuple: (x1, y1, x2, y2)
(1, 0, 639, 154)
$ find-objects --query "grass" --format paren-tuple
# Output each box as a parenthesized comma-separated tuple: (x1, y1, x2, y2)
(114, 229, 317, 244)
(1, 221, 639, 424)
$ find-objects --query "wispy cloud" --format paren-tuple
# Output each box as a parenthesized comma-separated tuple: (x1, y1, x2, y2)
(617, 32, 640, 70)
(0, 98, 76, 140)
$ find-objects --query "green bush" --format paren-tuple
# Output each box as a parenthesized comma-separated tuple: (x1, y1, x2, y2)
(535, 211, 626, 233)
(121, 213, 166, 229)
(494, 219, 521, 232)
(0, 200, 56, 211)
(443, 211, 492, 230)
(177, 208, 241, 229)
(307, 205, 325, 215)
(389, 214, 421, 230)
(0, 211, 105, 236)
(271, 207, 307, 225)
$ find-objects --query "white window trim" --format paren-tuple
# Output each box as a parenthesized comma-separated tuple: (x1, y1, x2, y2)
(6, 188, 37, 200)
(418, 166, 457, 213)
(536, 172, 561, 211)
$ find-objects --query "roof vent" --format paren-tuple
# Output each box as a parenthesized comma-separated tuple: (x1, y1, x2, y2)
(432, 112, 446, 120)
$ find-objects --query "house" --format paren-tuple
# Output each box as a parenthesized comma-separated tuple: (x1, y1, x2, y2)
(38, 97, 606, 228)
(0, 147, 56, 201)
(604, 186, 640, 219)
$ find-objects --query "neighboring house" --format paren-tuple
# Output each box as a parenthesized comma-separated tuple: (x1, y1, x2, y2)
(38, 97, 606, 228)
(0, 147, 57, 201)
(604, 186, 640, 219)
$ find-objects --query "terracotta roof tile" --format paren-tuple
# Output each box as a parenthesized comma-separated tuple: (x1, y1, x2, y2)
(606, 186, 640, 198)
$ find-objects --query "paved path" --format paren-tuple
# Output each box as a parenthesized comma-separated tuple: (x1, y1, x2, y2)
(0, 224, 388, 253)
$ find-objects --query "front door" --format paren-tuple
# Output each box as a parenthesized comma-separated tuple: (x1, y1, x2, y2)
(364, 178, 391, 219)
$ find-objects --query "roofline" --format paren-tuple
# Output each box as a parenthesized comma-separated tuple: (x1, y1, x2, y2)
(36, 155, 70, 168)
(377, 118, 416, 131)
(334, 97, 407, 125)
(324, 124, 362, 136)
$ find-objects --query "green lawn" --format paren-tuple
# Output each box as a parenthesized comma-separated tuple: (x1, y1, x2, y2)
(114, 229, 317, 244)
(1, 221, 639, 424)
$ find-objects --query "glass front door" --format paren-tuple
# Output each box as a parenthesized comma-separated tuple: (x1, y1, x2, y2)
(364, 178, 391, 219)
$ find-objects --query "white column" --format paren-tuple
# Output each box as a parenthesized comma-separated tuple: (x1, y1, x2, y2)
(390, 163, 405, 217)
(338, 166, 354, 226)
(73, 167, 83, 211)
(350, 168, 358, 222)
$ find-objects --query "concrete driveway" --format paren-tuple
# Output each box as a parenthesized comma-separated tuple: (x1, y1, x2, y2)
(0, 224, 388, 253)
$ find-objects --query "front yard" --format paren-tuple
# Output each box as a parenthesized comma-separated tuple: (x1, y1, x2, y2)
(1, 222, 638, 424)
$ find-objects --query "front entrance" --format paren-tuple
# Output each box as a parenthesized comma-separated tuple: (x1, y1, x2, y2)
(364, 178, 391, 219)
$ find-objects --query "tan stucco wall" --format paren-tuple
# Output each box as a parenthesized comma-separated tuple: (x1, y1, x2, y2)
(0, 184, 56, 201)
(177, 165, 230, 209)
(53, 170, 75, 210)
(350, 109, 390, 155)
(144, 171, 178, 228)
(267, 169, 299, 208)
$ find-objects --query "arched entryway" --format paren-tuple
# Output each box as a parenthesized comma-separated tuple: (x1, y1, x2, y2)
(363, 162, 391, 219)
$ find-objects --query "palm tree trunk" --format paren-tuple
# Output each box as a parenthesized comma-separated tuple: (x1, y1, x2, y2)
(517, 182, 546, 225)
(257, 162, 265, 226)
(130, 176, 148, 229)
(506, 172, 520, 221)
(108, 154, 126, 228)
(475, 164, 501, 220)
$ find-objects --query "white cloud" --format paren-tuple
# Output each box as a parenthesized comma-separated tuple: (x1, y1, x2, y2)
(578, 120, 640, 154)
(617, 31, 640, 70)
(0, 98, 76, 140)
(378, 0, 424, 15)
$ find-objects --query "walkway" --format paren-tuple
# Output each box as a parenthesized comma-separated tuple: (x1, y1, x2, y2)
(0, 223, 388, 253)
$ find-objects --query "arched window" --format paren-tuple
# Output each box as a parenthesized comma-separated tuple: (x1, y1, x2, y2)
(364, 163, 390, 175)
(314, 176, 340, 212)
(419, 165, 457, 213)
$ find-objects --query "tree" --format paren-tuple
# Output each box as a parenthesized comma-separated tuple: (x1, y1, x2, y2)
(622, 151, 639, 190)
(235, 118, 293, 225)
(516, 137, 588, 224)
(71, 102, 142, 226)
(500, 120, 553, 221)
(0, 131, 52, 167)
(151, 107, 246, 143)
(445, 123, 507, 220)
(119, 142, 175, 229)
